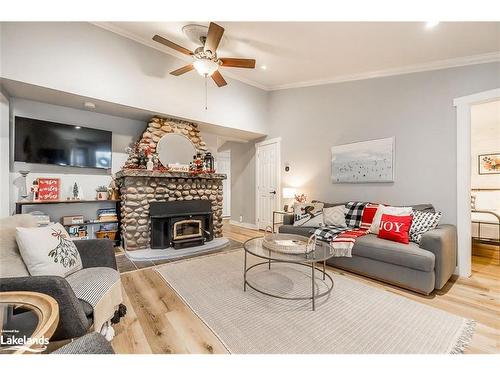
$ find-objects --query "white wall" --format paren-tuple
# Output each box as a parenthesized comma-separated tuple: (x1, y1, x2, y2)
(0, 22, 269, 136)
(8, 98, 145, 214)
(267, 62, 500, 225)
(470, 100, 500, 189)
(0, 90, 9, 216)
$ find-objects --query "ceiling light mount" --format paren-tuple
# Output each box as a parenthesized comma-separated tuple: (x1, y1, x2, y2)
(83, 101, 96, 109)
(425, 21, 440, 29)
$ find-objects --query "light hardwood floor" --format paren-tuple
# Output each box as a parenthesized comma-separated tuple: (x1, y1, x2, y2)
(112, 224, 500, 354)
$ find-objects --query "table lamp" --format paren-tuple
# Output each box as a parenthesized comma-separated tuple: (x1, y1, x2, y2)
(282, 187, 297, 212)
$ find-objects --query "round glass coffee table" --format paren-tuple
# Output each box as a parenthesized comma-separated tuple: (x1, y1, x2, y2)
(243, 236, 334, 311)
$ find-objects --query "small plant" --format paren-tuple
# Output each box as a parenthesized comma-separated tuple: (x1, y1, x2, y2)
(96, 185, 108, 192)
(72, 182, 79, 199)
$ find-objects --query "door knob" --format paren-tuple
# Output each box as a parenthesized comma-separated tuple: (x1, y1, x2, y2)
(269, 190, 276, 194)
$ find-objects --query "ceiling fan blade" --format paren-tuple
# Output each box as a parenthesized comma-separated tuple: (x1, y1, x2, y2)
(220, 58, 256, 69)
(153, 34, 193, 56)
(211, 70, 227, 87)
(170, 64, 194, 76)
(204, 22, 224, 53)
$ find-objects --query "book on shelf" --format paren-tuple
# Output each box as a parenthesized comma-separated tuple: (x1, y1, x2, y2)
(97, 207, 118, 222)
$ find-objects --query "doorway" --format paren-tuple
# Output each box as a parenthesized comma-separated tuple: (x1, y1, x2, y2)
(454, 88, 500, 277)
(470, 100, 500, 264)
(255, 137, 281, 230)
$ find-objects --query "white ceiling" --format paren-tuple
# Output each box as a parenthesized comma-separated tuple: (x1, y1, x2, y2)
(94, 22, 500, 90)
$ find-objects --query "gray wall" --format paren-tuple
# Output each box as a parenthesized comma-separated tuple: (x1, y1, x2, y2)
(7, 98, 145, 217)
(0, 90, 9, 216)
(267, 62, 500, 225)
(220, 141, 257, 224)
(0, 22, 269, 135)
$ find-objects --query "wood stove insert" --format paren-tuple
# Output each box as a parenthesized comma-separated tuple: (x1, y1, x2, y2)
(149, 201, 213, 249)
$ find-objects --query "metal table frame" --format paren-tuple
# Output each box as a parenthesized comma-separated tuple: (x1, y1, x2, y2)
(471, 209, 500, 262)
(243, 238, 334, 311)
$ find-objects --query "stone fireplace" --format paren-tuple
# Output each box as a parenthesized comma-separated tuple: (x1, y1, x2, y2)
(115, 115, 227, 251)
(116, 170, 226, 250)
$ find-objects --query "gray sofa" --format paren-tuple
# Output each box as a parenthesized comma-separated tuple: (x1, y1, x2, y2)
(279, 203, 457, 295)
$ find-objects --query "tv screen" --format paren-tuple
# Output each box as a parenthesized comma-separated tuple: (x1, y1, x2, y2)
(14, 116, 112, 169)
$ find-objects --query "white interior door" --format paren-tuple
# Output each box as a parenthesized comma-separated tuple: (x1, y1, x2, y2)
(256, 138, 281, 230)
(217, 151, 231, 217)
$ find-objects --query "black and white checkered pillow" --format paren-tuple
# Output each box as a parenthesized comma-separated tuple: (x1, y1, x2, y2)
(409, 210, 442, 244)
(344, 201, 367, 228)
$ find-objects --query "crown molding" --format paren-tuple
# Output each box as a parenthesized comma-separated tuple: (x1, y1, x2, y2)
(269, 51, 500, 91)
(90, 22, 269, 91)
(91, 22, 500, 92)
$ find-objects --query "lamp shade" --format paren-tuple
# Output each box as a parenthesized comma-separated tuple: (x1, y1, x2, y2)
(282, 187, 297, 199)
(193, 59, 219, 77)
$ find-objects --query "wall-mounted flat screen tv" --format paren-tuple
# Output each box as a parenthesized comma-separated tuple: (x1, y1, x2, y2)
(14, 116, 112, 169)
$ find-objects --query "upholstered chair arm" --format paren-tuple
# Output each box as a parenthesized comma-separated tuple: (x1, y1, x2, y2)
(75, 239, 117, 270)
(418, 224, 457, 290)
(0, 276, 90, 340)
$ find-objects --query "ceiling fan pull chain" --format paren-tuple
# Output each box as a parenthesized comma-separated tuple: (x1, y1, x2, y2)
(205, 74, 208, 110)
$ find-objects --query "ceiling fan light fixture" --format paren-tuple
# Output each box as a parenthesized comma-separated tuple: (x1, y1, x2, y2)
(193, 58, 219, 77)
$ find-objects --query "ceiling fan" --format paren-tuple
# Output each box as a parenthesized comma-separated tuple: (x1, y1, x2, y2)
(153, 22, 256, 87)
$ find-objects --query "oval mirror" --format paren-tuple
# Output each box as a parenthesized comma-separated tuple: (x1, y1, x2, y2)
(156, 133, 196, 167)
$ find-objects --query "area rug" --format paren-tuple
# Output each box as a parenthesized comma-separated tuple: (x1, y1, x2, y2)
(155, 250, 475, 354)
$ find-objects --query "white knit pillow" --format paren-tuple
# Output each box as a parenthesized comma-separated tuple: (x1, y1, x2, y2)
(16, 223, 82, 277)
(323, 205, 347, 228)
(369, 206, 413, 234)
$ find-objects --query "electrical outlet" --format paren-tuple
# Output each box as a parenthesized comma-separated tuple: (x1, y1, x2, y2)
(239, 215, 243, 223)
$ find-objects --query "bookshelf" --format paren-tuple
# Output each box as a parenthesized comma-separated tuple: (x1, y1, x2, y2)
(15, 199, 122, 246)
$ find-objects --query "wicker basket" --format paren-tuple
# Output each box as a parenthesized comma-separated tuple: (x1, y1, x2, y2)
(262, 226, 316, 254)
(95, 230, 117, 240)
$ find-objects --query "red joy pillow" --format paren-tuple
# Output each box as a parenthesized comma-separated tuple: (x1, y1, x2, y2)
(360, 203, 379, 229)
(377, 214, 413, 244)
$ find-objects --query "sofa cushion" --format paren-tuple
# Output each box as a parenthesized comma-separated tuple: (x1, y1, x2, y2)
(79, 299, 94, 317)
(377, 214, 413, 244)
(0, 214, 37, 278)
(293, 202, 323, 221)
(369, 205, 412, 234)
(323, 205, 347, 227)
(411, 204, 435, 213)
(16, 223, 83, 277)
(351, 234, 435, 272)
(312, 200, 346, 208)
(409, 210, 442, 244)
(278, 225, 316, 237)
(66, 267, 120, 308)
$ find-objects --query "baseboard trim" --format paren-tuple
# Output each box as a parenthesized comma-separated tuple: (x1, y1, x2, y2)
(228, 220, 259, 230)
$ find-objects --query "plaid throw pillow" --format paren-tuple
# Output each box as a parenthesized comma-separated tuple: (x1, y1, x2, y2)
(409, 210, 442, 244)
(344, 201, 368, 228)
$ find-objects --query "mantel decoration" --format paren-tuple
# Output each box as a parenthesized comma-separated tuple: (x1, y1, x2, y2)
(96, 185, 109, 200)
(124, 116, 216, 175)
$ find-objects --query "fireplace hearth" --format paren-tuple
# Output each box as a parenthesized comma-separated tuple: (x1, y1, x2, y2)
(150, 200, 213, 249)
